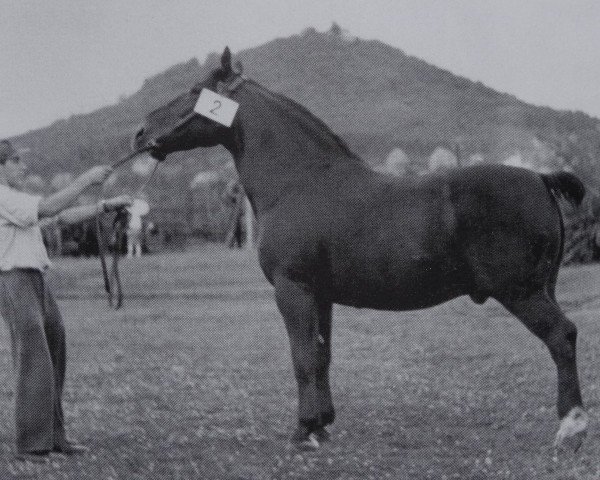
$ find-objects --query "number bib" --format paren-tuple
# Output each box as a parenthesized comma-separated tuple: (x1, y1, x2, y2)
(194, 88, 240, 127)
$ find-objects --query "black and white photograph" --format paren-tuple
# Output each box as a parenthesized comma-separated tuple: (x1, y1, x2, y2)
(1, 1, 600, 478)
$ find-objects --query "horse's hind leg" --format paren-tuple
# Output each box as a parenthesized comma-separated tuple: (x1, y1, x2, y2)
(274, 275, 330, 449)
(499, 289, 588, 450)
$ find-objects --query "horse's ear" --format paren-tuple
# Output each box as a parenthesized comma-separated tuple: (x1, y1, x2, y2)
(221, 47, 232, 74)
(233, 61, 244, 75)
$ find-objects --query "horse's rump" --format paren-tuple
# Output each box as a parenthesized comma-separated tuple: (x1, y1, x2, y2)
(447, 165, 574, 297)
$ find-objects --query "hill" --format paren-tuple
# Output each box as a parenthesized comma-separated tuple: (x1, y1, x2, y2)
(12, 25, 600, 177)
(8, 25, 600, 251)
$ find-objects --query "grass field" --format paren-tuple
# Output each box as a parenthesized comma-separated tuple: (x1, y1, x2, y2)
(0, 245, 599, 479)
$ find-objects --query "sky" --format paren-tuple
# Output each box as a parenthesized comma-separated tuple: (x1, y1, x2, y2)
(2, 0, 600, 138)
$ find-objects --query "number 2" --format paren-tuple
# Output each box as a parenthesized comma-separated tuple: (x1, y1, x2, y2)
(210, 100, 222, 115)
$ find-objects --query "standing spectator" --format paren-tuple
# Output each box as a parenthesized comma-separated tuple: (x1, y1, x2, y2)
(223, 179, 245, 249)
(126, 197, 149, 258)
(0, 139, 131, 462)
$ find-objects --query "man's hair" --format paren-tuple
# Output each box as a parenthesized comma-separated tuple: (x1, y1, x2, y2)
(0, 140, 16, 165)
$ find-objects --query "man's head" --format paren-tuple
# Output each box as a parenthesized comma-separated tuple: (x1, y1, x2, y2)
(0, 140, 27, 189)
(0, 140, 16, 165)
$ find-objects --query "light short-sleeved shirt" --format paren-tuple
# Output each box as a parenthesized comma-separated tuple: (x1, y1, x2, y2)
(128, 213, 142, 231)
(0, 184, 51, 271)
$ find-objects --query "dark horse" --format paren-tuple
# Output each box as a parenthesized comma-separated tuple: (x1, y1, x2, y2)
(134, 48, 588, 450)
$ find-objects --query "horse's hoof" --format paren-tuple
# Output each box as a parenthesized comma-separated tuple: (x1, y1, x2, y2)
(314, 426, 331, 443)
(554, 407, 588, 452)
(290, 434, 320, 451)
(290, 428, 320, 451)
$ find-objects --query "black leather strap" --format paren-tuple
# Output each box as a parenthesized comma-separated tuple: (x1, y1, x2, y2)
(96, 207, 127, 309)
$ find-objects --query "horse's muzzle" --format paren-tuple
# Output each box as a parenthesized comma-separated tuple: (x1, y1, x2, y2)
(150, 149, 167, 162)
(132, 127, 166, 161)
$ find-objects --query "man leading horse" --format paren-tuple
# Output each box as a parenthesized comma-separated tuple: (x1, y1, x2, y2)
(0, 139, 131, 462)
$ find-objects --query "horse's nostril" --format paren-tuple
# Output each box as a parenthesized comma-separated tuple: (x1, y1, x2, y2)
(135, 127, 145, 139)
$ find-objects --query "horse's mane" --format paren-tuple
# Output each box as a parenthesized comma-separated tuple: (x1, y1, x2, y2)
(247, 80, 362, 162)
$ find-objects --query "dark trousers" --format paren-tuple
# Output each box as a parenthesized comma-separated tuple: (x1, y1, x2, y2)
(0, 269, 66, 453)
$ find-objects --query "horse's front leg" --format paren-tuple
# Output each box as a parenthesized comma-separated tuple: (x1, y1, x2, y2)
(274, 274, 328, 449)
(314, 298, 334, 442)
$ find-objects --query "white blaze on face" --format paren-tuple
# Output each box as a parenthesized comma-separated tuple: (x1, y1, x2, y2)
(131, 152, 159, 176)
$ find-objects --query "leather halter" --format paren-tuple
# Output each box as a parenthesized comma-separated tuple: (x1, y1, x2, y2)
(216, 74, 246, 96)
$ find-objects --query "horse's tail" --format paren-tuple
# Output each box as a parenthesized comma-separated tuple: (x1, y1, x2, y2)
(540, 171, 585, 271)
(541, 171, 585, 207)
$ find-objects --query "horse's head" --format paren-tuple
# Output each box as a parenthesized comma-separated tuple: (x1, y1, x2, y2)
(133, 47, 242, 160)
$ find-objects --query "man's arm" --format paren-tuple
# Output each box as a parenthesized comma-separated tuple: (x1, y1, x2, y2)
(38, 166, 114, 218)
(53, 196, 133, 226)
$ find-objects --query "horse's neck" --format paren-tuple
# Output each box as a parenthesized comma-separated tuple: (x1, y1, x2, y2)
(229, 85, 363, 214)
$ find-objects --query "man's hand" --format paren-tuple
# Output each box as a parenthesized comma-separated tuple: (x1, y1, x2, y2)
(103, 195, 133, 212)
(39, 165, 116, 219)
(79, 165, 114, 186)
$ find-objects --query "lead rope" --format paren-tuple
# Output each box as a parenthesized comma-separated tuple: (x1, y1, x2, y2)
(97, 147, 159, 309)
(96, 202, 118, 307)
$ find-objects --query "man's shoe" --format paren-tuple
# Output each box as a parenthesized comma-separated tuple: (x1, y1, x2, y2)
(53, 441, 89, 455)
(14, 450, 50, 463)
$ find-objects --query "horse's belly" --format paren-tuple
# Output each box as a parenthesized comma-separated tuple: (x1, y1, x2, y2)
(328, 259, 467, 311)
